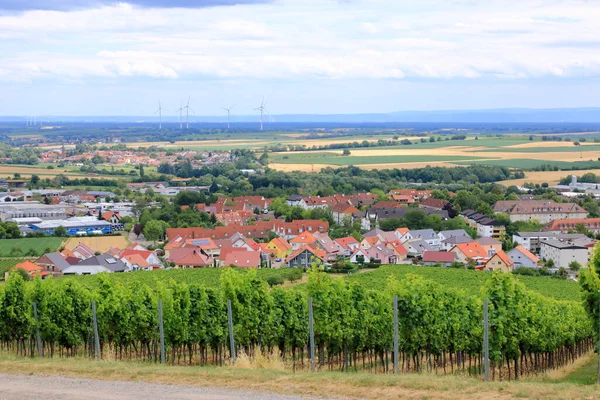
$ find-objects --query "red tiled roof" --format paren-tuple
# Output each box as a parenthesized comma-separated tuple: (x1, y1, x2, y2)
(270, 237, 292, 251)
(290, 231, 317, 244)
(420, 198, 449, 209)
(451, 242, 488, 259)
(486, 250, 515, 267)
(422, 251, 456, 263)
(224, 251, 261, 268)
(512, 245, 540, 263)
(334, 236, 359, 249)
(286, 245, 326, 263)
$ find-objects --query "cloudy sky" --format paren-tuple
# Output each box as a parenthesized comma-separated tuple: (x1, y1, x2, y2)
(0, 0, 599, 116)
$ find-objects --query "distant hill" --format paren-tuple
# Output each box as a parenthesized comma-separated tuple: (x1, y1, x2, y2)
(1, 107, 599, 123)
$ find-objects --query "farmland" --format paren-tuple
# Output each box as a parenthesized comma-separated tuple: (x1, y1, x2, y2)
(0, 237, 63, 258)
(63, 236, 130, 254)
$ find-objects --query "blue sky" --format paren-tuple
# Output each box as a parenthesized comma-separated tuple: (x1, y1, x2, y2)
(0, 0, 599, 116)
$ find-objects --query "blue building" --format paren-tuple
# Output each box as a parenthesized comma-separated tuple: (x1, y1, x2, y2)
(29, 218, 113, 236)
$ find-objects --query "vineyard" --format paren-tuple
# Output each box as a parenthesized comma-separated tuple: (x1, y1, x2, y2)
(0, 268, 593, 381)
(62, 267, 302, 288)
(349, 265, 582, 301)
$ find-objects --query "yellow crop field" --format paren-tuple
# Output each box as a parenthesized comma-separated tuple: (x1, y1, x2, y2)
(0, 166, 87, 178)
(64, 236, 130, 253)
(500, 169, 600, 186)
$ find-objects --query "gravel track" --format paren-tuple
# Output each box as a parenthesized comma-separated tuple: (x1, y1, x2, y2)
(0, 373, 321, 400)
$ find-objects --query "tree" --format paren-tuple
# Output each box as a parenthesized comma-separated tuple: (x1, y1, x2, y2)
(569, 261, 581, 272)
(54, 225, 67, 237)
(133, 224, 143, 237)
(143, 220, 168, 242)
(342, 149, 351, 156)
(30, 175, 40, 186)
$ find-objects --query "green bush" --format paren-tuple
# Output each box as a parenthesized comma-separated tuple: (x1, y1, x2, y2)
(266, 276, 285, 286)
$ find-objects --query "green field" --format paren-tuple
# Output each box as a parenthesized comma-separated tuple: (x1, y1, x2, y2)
(0, 238, 64, 258)
(270, 152, 483, 165)
(347, 265, 581, 301)
(474, 144, 600, 153)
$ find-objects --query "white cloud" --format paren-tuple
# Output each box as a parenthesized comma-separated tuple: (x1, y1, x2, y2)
(1, 0, 600, 84)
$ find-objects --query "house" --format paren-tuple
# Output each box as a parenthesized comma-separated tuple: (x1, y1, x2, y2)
(100, 211, 124, 230)
(482, 251, 514, 273)
(275, 220, 329, 240)
(286, 194, 306, 208)
(363, 228, 385, 238)
(438, 229, 470, 242)
(461, 210, 506, 240)
(313, 232, 343, 261)
(334, 237, 360, 256)
(476, 237, 503, 257)
(349, 249, 369, 264)
(62, 265, 111, 275)
(72, 242, 95, 260)
(290, 231, 318, 251)
(286, 245, 326, 268)
(331, 203, 361, 224)
(121, 253, 152, 271)
(361, 236, 381, 250)
(224, 251, 261, 268)
(364, 245, 398, 264)
(7, 261, 50, 280)
(404, 239, 434, 258)
(394, 227, 410, 240)
(168, 248, 214, 268)
(408, 229, 441, 250)
(422, 251, 456, 267)
(76, 254, 128, 272)
(512, 231, 587, 253)
(441, 235, 474, 252)
(540, 239, 591, 269)
(364, 208, 448, 230)
(420, 198, 449, 211)
(385, 240, 409, 261)
(450, 242, 488, 264)
(377, 231, 399, 243)
(493, 200, 587, 224)
(507, 245, 540, 269)
(36, 252, 71, 275)
(543, 218, 600, 234)
(389, 189, 432, 201)
(263, 237, 293, 259)
(119, 249, 163, 268)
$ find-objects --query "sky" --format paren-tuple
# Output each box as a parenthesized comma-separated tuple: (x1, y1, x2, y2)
(0, 0, 600, 116)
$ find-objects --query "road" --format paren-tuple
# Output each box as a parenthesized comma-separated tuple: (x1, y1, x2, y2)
(0, 374, 320, 400)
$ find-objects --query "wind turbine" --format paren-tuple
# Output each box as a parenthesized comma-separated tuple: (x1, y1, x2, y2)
(153, 99, 163, 129)
(177, 100, 183, 130)
(222, 104, 235, 130)
(254, 97, 268, 131)
(184, 96, 194, 129)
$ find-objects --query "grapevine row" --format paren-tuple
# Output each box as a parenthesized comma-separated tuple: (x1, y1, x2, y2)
(0, 269, 593, 380)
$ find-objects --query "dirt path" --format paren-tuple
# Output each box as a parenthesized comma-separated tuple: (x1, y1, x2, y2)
(0, 373, 320, 400)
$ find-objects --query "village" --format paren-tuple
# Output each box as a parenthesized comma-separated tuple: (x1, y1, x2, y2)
(3, 184, 598, 281)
